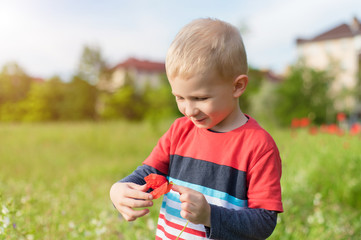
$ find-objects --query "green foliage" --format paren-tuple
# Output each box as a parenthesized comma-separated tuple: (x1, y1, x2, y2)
(0, 63, 32, 104)
(101, 85, 145, 121)
(143, 79, 180, 129)
(0, 67, 98, 122)
(76, 45, 107, 85)
(249, 80, 279, 127)
(101, 74, 179, 123)
(0, 83, 51, 122)
(60, 76, 98, 120)
(2, 58, 359, 127)
(274, 64, 335, 126)
(20, 83, 52, 121)
(239, 67, 264, 113)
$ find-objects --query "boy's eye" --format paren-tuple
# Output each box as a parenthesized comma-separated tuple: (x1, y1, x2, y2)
(175, 96, 184, 101)
(194, 97, 208, 101)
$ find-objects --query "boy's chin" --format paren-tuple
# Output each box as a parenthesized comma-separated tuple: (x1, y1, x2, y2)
(192, 122, 215, 130)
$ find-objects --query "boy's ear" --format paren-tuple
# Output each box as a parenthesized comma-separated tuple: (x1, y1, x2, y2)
(233, 75, 248, 98)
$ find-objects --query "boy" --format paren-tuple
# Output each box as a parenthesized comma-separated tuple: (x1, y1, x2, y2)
(110, 18, 283, 239)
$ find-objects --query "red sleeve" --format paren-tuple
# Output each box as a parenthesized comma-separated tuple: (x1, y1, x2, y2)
(142, 121, 175, 175)
(247, 145, 283, 212)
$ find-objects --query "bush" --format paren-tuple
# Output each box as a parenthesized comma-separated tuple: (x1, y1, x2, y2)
(100, 85, 145, 121)
(274, 64, 335, 126)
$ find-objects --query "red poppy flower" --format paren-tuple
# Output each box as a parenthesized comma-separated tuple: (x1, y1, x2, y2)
(337, 112, 346, 122)
(308, 126, 318, 135)
(299, 118, 310, 127)
(350, 123, 361, 135)
(291, 118, 300, 128)
(144, 174, 173, 199)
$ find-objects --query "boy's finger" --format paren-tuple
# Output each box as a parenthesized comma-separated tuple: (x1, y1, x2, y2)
(128, 183, 149, 191)
(126, 187, 153, 200)
(119, 206, 150, 221)
(172, 185, 192, 194)
(122, 198, 153, 209)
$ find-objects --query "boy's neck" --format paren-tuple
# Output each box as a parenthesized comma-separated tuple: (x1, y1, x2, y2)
(209, 111, 248, 133)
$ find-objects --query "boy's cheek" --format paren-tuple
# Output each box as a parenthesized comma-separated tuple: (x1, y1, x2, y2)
(177, 106, 185, 115)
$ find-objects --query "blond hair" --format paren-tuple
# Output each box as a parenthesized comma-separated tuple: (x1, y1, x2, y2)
(166, 18, 248, 81)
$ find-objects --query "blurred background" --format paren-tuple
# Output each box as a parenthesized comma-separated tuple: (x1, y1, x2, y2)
(1, 0, 361, 239)
(1, 0, 361, 125)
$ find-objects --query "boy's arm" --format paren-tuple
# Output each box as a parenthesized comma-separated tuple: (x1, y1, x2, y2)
(205, 206, 278, 240)
(119, 164, 165, 184)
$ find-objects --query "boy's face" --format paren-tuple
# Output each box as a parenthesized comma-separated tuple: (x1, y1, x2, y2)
(170, 72, 243, 132)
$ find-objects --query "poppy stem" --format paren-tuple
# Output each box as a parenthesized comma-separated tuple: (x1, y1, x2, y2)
(176, 220, 189, 240)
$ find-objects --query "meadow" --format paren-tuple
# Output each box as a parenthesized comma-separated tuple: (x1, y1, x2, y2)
(1, 120, 360, 239)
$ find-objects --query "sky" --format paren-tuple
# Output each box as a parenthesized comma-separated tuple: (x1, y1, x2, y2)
(1, 0, 361, 81)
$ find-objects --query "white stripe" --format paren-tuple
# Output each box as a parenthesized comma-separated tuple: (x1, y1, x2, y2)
(204, 194, 245, 210)
(165, 189, 245, 218)
(155, 228, 168, 240)
(157, 217, 208, 240)
(168, 179, 247, 208)
(167, 189, 245, 210)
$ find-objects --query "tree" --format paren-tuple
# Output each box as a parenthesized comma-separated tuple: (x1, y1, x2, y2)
(43, 76, 68, 120)
(143, 75, 180, 129)
(61, 76, 98, 120)
(239, 67, 265, 114)
(18, 83, 52, 122)
(101, 84, 145, 121)
(76, 45, 107, 85)
(249, 80, 279, 127)
(0, 62, 32, 104)
(274, 64, 335, 126)
(0, 62, 33, 121)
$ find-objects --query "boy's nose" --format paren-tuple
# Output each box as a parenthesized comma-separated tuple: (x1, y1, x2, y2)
(185, 103, 199, 117)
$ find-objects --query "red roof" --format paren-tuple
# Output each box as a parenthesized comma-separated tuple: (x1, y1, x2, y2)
(297, 17, 361, 44)
(113, 57, 165, 72)
(263, 70, 283, 82)
(31, 77, 45, 83)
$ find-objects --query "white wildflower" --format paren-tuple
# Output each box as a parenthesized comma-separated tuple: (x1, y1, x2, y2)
(147, 218, 155, 231)
(95, 226, 106, 236)
(1, 205, 9, 215)
(315, 210, 324, 224)
(313, 193, 322, 206)
(3, 216, 10, 228)
(68, 221, 75, 229)
(307, 215, 314, 224)
(26, 234, 34, 240)
(90, 218, 99, 226)
(21, 196, 30, 204)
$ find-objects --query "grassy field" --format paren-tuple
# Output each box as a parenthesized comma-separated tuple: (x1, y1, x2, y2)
(0, 120, 360, 239)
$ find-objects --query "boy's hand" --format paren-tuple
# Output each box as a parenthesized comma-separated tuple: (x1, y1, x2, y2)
(110, 182, 153, 221)
(172, 185, 211, 227)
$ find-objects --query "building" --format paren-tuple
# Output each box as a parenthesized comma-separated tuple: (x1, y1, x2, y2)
(98, 57, 166, 92)
(296, 16, 361, 110)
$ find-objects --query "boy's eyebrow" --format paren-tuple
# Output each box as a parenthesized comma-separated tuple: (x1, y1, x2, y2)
(172, 92, 209, 98)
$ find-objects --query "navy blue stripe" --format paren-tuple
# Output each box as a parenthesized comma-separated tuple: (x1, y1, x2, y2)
(119, 165, 165, 185)
(169, 155, 247, 200)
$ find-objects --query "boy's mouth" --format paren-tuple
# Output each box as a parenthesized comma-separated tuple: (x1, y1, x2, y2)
(191, 117, 207, 124)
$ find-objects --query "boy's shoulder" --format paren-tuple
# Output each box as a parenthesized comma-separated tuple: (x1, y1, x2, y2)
(244, 116, 279, 151)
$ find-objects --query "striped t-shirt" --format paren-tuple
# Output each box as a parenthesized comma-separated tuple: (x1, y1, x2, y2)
(142, 116, 283, 239)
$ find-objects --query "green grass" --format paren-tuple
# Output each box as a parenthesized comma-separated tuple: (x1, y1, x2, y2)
(0, 121, 360, 239)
